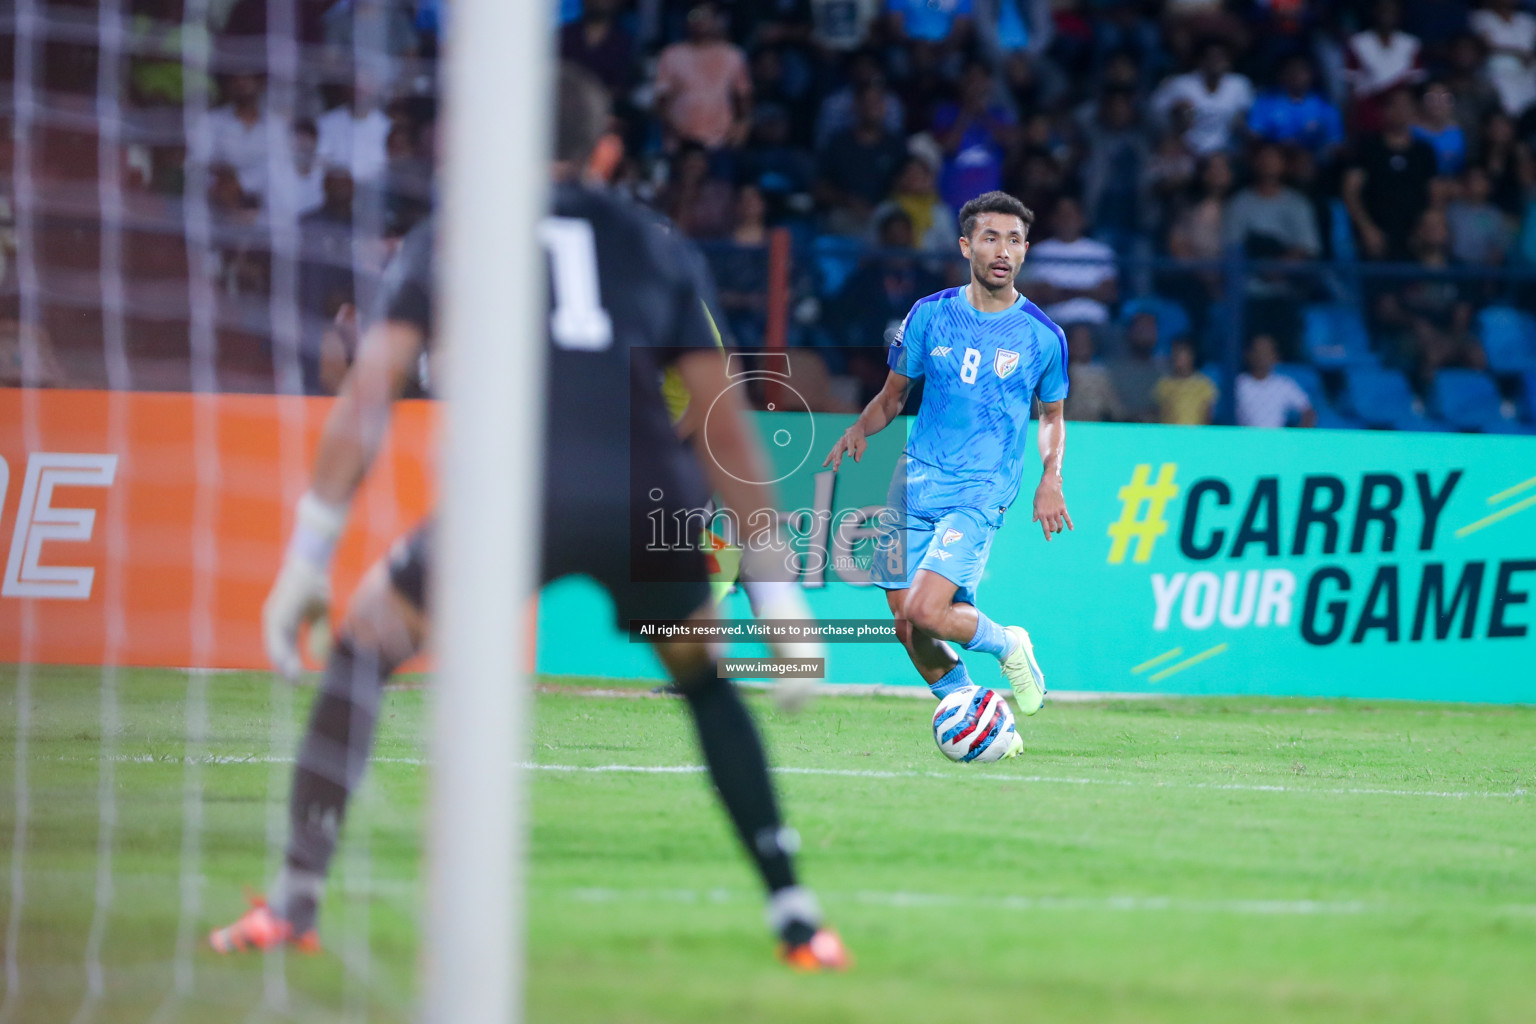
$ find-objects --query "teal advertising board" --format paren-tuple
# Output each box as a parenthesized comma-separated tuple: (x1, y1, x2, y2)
(537, 416, 1536, 703)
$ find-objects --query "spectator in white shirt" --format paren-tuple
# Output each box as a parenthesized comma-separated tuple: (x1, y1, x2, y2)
(1023, 195, 1119, 326)
(1236, 334, 1315, 428)
(1344, 0, 1426, 132)
(1151, 41, 1254, 155)
(197, 72, 284, 199)
(1471, 0, 1536, 117)
(268, 119, 326, 221)
(653, 3, 753, 150)
(316, 86, 393, 186)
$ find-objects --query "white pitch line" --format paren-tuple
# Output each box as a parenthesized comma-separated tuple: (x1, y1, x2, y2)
(560, 887, 1352, 917)
(329, 879, 1536, 922)
(91, 755, 1530, 801)
(564, 887, 1536, 919)
(524, 763, 1531, 801)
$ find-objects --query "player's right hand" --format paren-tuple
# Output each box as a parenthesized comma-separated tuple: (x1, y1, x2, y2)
(823, 426, 867, 471)
(263, 556, 331, 681)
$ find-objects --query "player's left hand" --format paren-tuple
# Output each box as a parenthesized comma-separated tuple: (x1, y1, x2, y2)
(263, 556, 332, 680)
(1032, 478, 1073, 542)
(263, 492, 349, 680)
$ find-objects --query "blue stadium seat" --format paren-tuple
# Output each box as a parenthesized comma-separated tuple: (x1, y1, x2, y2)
(1522, 371, 1536, 423)
(1200, 361, 1225, 395)
(1476, 306, 1536, 374)
(1303, 304, 1376, 368)
(1275, 363, 1323, 405)
(1275, 363, 1344, 426)
(1120, 296, 1191, 354)
(1342, 367, 1443, 430)
(812, 235, 864, 296)
(1329, 199, 1357, 264)
(1431, 369, 1512, 432)
(1314, 403, 1364, 429)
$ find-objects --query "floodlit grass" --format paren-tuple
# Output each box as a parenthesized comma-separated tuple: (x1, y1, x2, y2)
(1, 665, 1534, 1023)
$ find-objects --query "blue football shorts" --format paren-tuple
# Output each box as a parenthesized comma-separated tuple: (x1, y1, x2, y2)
(871, 505, 997, 607)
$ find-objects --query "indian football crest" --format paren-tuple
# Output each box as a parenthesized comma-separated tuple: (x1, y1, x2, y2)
(941, 528, 963, 546)
(994, 349, 1020, 379)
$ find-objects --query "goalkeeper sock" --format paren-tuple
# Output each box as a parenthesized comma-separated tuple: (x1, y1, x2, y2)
(767, 886, 822, 947)
(964, 610, 1016, 662)
(279, 634, 394, 932)
(678, 666, 799, 896)
(930, 660, 973, 699)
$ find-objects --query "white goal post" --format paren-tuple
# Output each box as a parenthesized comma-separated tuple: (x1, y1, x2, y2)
(429, 1, 552, 1022)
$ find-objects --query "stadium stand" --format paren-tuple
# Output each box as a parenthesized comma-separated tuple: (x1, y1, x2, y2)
(5, 0, 1536, 428)
(1522, 369, 1536, 423)
(1343, 365, 1445, 430)
(1432, 366, 1524, 431)
(1302, 302, 1378, 368)
(1478, 304, 1536, 373)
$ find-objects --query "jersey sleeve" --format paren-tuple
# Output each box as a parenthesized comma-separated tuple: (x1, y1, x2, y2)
(665, 234, 725, 359)
(1035, 318, 1070, 403)
(1284, 377, 1312, 413)
(886, 300, 930, 379)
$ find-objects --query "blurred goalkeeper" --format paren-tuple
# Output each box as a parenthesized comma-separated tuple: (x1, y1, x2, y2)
(210, 64, 848, 971)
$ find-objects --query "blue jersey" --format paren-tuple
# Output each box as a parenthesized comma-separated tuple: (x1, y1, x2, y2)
(1247, 91, 1344, 156)
(887, 287, 1068, 523)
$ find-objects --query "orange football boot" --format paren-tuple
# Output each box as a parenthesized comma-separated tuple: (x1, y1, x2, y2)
(779, 927, 851, 972)
(209, 896, 320, 954)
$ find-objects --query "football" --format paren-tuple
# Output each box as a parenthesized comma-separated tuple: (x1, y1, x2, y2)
(932, 686, 1018, 763)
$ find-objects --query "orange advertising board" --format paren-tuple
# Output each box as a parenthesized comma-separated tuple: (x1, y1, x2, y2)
(0, 388, 436, 669)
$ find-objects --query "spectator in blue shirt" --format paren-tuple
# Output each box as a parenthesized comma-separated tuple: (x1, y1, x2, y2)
(884, 0, 972, 43)
(1248, 55, 1344, 163)
(931, 62, 1017, 213)
(1412, 81, 1468, 175)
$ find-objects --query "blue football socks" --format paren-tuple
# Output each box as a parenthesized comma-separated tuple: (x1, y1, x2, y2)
(964, 611, 1017, 661)
(930, 661, 974, 699)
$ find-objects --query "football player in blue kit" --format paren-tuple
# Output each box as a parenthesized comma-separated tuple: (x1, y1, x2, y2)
(823, 191, 1072, 740)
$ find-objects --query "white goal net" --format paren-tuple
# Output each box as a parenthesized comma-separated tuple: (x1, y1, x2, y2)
(1, 1, 535, 1020)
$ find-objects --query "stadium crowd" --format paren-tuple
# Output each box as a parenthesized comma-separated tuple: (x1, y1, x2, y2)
(4, 0, 1536, 428)
(568, 0, 1536, 430)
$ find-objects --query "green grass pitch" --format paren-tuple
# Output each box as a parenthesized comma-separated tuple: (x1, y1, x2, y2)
(1, 665, 1534, 1023)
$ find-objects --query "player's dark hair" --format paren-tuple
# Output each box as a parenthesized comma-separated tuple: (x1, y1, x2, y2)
(555, 62, 611, 166)
(958, 191, 1034, 240)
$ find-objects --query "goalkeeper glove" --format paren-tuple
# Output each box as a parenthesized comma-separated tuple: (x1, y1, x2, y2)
(263, 492, 348, 680)
(744, 580, 825, 713)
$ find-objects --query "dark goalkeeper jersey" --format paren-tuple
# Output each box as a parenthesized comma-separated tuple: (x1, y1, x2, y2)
(376, 183, 718, 518)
